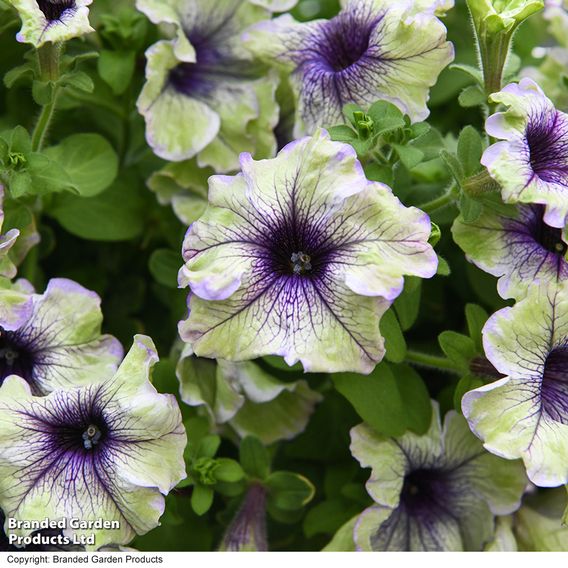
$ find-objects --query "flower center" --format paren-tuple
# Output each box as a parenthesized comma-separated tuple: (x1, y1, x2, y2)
(526, 111, 568, 185)
(531, 206, 567, 255)
(541, 345, 568, 424)
(82, 424, 102, 450)
(36, 0, 75, 22)
(290, 252, 312, 275)
(400, 468, 448, 515)
(314, 10, 379, 72)
(0, 327, 35, 386)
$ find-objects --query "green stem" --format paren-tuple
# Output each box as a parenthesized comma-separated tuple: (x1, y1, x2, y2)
(30, 43, 62, 151)
(405, 350, 460, 374)
(419, 186, 458, 214)
(31, 89, 59, 151)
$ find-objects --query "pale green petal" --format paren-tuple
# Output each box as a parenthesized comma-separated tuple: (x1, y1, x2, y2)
(354, 504, 464, 551)
(442, 412, 527, 515)
(177, 344, 244, 424)
(230, 377, 322, 444)
(484, 516, 518, 551)
(249, 0, 298, 10)
(515, 506, 568, 551)
(10, 0, 93, 47)
(322, 516, 358, 551)
(177, 348, 321, 443)
(137, 41, 220, 162)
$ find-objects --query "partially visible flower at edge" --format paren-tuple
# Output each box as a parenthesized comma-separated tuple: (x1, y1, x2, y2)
(0, 335, 187, 551)
(0, 277, 123, 395)
(452, 202, 568, 300)
(0, 186, 19, 279)
(350, 401, 527, 551)
(463, 280, 568, 487)
(8, 0, 94, 47)
(243, 0, 454, 136)
(136, 0, 278, 172)
(482, 78, 568, 229)
(178, 129, 437, 374)
(177, 343, 322, 444)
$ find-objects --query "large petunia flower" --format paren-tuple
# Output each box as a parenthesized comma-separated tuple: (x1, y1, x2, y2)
(463, 281, 568, 486)
(482, 78, 568, 228)
(8, 0, 93, 47)
(178, 130, 437, 373)
(350, 402, 527, 551)
(0, 186, 19, 280)
(0, 335, 187, 550)
(0, 278, 123, 395)
(177, 344, 322, 444)
(452, 203, 568, 299)
(243, 0, 454, 136)
(136, 0, 279, 171)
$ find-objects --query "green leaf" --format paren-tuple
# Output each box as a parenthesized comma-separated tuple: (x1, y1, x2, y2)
(44, 133, 118, 197)
(266, 472, 315, 511)
(457, 126, 483, 177)
(392, 143, 425, 170)
(459, 193, 483, 222)
(26, 153, 75, 195)
(97, 49, 136, 95)
(438, 331, 477, 371)
(59, 71, 95, 94)
(49, 176, 145, 241)
(239, 436, 270, 480)
(197, 434, 221, 459)
(364, 162, 393, 185)
(393, 277, 422, 331)
(214, 459, 245, 483)
(440, 150, 464, 183)
(4, 64, 34, 88)
(328, 125, 357, 142)
(410, 128, 444, 161)
(453, 375, 483, 413)
(458, 85, 486, 108)
(149, 249, 181, 288)
(332, 362, 406, 437)
(32, 80, 55, 106)
(8, 171, 33, 198)
(379, 309, 407, 364)
(450, 63, 483, 84)
(394, 364, 432, 435)
(465, 303, 489, 351)
(367, 100, 405, 135)
(303, 499, 360, 538)
(437, 255, 451, 276)
(191, 485, 214, 516)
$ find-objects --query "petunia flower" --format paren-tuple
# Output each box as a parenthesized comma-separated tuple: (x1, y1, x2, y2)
(178, 129, 437, 373)
(0, 278, 123, 395)
(249, 0, 297, 10)
(515, 503, 568, 551)
(8, 0, 94, 47)
(452, 203, 568, 299)
(350, 402, 527, 551)
(177, 344, 322, 444)
(0, 335, 187, 550)
(482, 78, 568, 228)
(135, 0, 279, 171)
(463, 281, 568, 487)
(243, 0, 454, 136)
(0, 186, 19, 280)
